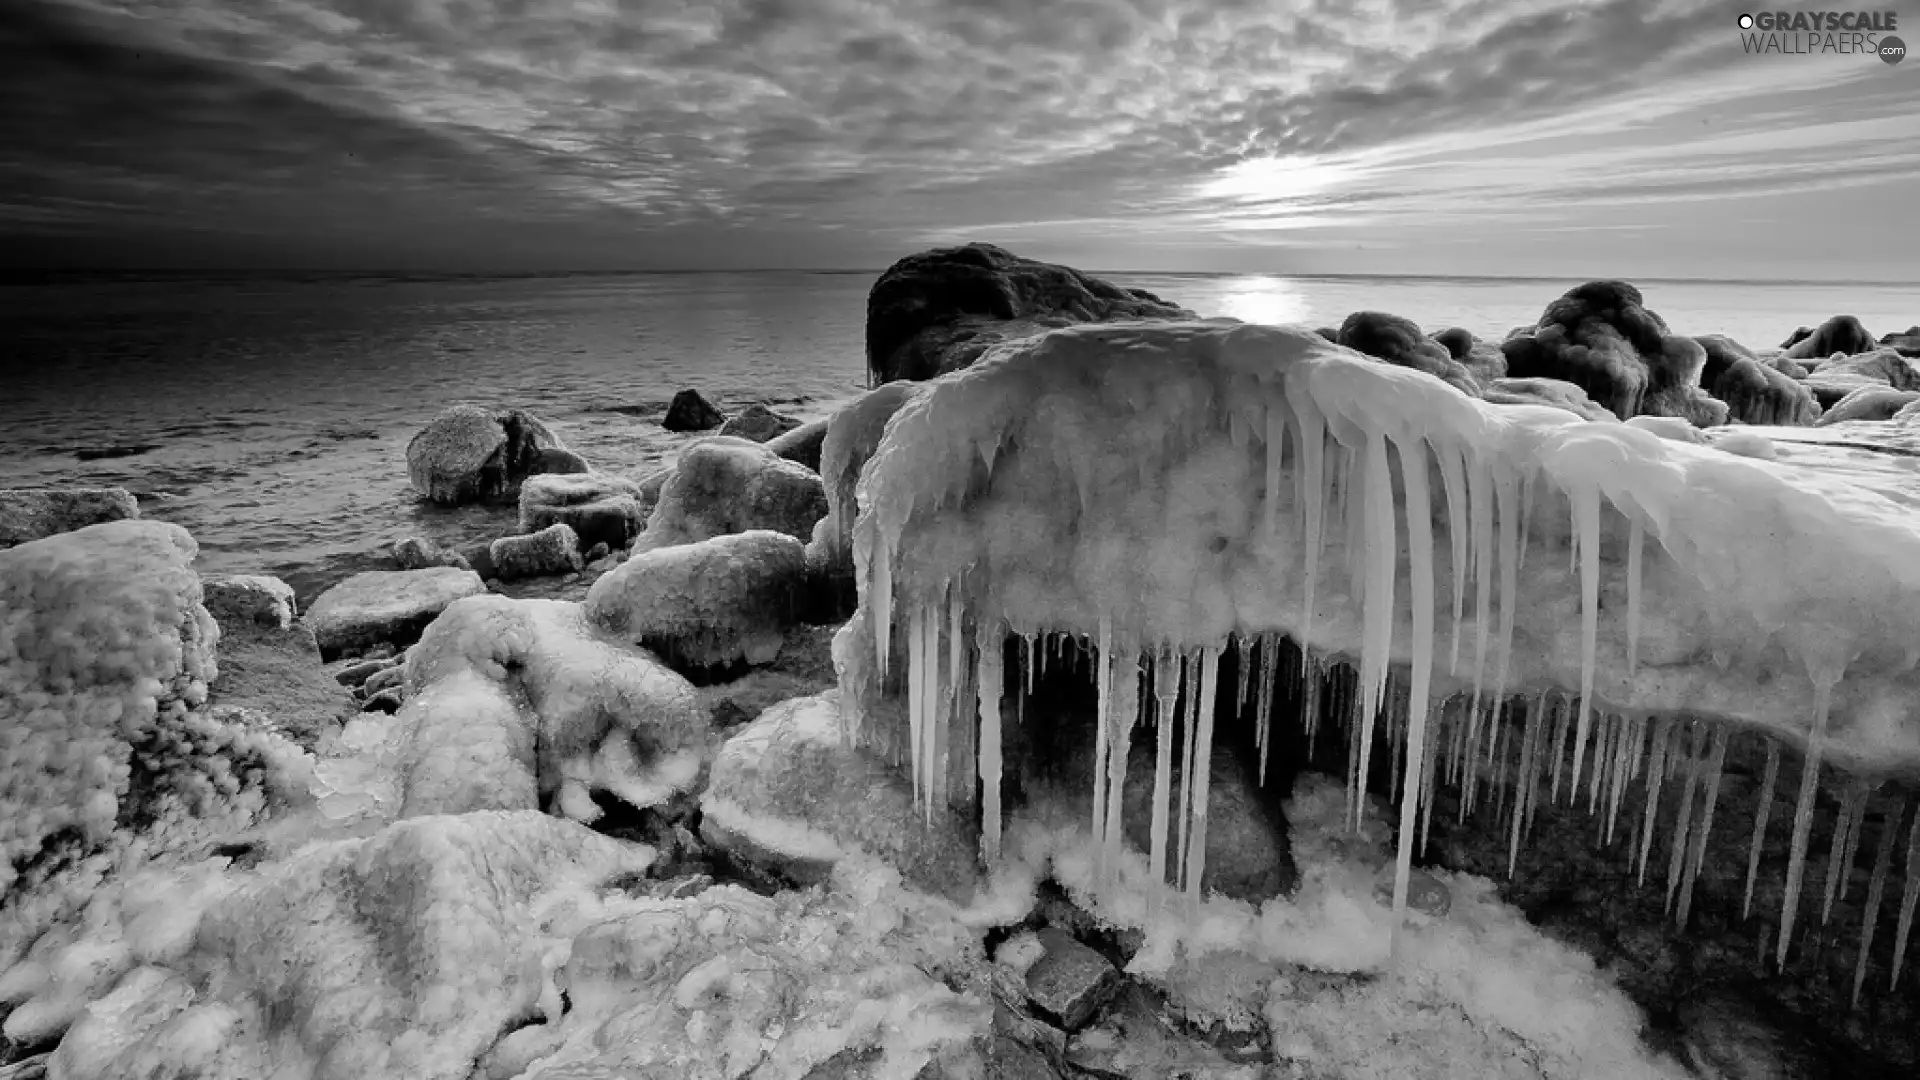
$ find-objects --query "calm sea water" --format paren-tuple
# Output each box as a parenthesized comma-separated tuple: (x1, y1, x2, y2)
(2, 270, 1913, 601)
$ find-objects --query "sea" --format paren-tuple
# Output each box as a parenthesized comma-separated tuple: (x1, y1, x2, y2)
(3, 270, 1914, 605)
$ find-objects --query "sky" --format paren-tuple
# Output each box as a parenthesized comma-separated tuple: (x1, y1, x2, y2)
(1, 0, 1915, 280)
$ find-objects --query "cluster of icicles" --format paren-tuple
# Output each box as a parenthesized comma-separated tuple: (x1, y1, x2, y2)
(856, 352, 1920, 1004)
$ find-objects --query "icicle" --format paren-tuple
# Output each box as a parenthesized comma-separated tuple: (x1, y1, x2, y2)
(1743, 737, 1782, 920)
(1625, 516, 1644, 680)
(1823, 782, 1867, 926)
(1435, 441, 1469, 678)
(1548, 694, 1571, 804)
(1102, 648, 1141, 888)
(1176, 653, 1201, 883)
(1839, 782, 1871, 907)
(1256, 635, 1279, 787)
(942, 581, 967, 812)
(1506, 700, 1538, 878)
(1149, 647, 1179, 884)
(1024, 633, 1036, 696)
(1665, 722, 1706, 915)
(1570, 487, 1603, 798)
(1354, 433, 1398, 832)
(1390, 431, 1438, 961)
(1467, 452, 1495, 745)
(1777, 677, 1836, 970)
(874, 541, 894, 677)
(1854, 799, 1900, 1009)
(1490, 467, 1522, 750)
(1637, 716, 1676, 887)
(1264, 405, 1286, 542)
(1236, 636, 1253, 712)
(1092, 615, 1114, 864)
(907, 603, 929, 811)
(1605, 714, 1639, 846)
(1182, 647, 1222, 904)
(976, 619, 1005, 864)
(1677, 723, 1729, 929)
(921, 600, 945, 825)
(1419, 699, 1443, 856)
(1893, 797, 1920, 991)
(1297, 402, 1328, 653)
(1304, 650, 1324, 761)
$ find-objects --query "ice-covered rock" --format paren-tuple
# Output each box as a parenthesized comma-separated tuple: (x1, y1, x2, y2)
(303, 567, 485, 661)
(0, 487, 138, 547)
(1818, 385, 1920, 426)
(1336, 312, 1480, 394)
(1784, 315, 1877, 361)
(1881, 325, 1920, 358)
(662, 388, 725, 431)
(1430, 326, 1508, 384)
(587, 530, 809, 670)
(517, 472, 647, 552)
(866, 241, 1193, 384)
(197, 573, 296, 631)
(638, 436, 826, 553)
(1695, 334, 1820, 426)
(1020, 927, 1119, 1030)
(716, 402, 802, 443)
(811, 382, 927, 576)
(405, 405, 587, 505)
(487, 522, 584, 581)
(1501, 281, 1728, 426)
(1480, 377, 1618, 422)
(1803, 347, 1920, 408)
(391, 535, 471, 571)
(311, 595, 709, 828)
(699, 692, 983, 900)
(765, 415, 830, 471)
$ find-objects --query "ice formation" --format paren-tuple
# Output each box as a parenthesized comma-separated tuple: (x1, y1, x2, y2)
(586, 529, 808, 669)
(835, 319, 1920, 990)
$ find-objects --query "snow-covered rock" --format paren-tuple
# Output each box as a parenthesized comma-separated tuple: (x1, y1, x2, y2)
(405, 405, 587, 505)
(586, 529, 808, 670)
(488, 522, 583, 581)
(517, 471, 648, 551)
(716, 402, 802, 443)
(638, 436, 826, 553)
(198, 573, 296, 631)
(303, 567, 485, 660)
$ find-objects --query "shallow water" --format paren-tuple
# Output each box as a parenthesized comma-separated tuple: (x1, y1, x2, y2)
(2, 269, 1912, 600)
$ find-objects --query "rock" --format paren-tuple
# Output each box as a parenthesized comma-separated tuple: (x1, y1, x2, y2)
(1706, 356, 1820, 426)
(1021, 928, 1120, 1031)
(1501, 281, 1726, 425)
(360, 687, 405, 713)
(698, 692, 982, 900)
(452, 539, 497, 581)
(0, 487, 138, 547)
(1336, 311, 1479, 393)
(208, 616, 355, 751)
(1817, 385, 1920, 425)
(391, 536, 471, 571)
(1784, 314, 1877, 361)
(662, 388, 725, 432)
(198, 573, 297, 630)
(866, 242, 1193, 384)
(764, 416, 829, 471)
(1802, 347, 1920, 408)
(1480, 377, 1618, 422)
(313, 595, 710, 828)
(586, 530, 809, 670)
(1780, 325, 1815, 350)
(362, 664, 406, 697)
(639, 437, 827, 553)
(1430, 327, 1508, 384)
(717, 402, 802, 443)
(517, 472, 648, 551)
(304, 566, 486, 661)
(405, 405, 583, 505)
(331, 656, 397, 688)
(1881, 325, 1920, 357)
(1372, 864, 1453, 916)
(487, 522, 584, 581)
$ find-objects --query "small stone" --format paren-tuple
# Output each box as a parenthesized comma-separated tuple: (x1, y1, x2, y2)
(392, 536, 471, 571)
(1023, 928, 1120, 1032)
(1372, 865, 1452, 917)
(361, 688, 406, 714)
(332, 657, 396, 687)
(361, 665, 406, 697)
(662, 389, 725, 432)
(718, 403, 802, 443)
(200, 573, 298, 630)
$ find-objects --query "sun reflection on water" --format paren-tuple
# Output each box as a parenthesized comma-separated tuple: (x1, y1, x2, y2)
(1215, 275, 1313, 327)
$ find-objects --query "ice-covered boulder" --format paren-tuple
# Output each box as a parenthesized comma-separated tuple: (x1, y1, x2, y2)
(0, 487, 138, 547)
(198, 573, 296, 631)
(1881, 325, 1920, 358)
(811, 382, 927, 576)
(487, 522, 583, 581)
(1501, 281, 1727, 426)
(1480, 377, 1617, 422)
(517, 471, 648, 551)
(1803, 347, 1920, 408)
(1818, 385, 1920, 426)
(311, 595, 709, 828)
(1336, 312, 1479, 394)
(1430, 326, 1508, 384)
(586, 530, 808, 670)
(638, 436, 826, 553)
(866, 241, 1193, 384)
(662, 388, 725, 431)
(716, 402, 802, 443)
(34, 811, 655, 1080)
(1784, 314, 1877, 360)
(405, 405, 587, 505)
(303, 567, 485, 660)
(764, 415, 829, 471)
(700, 692, 983, 900)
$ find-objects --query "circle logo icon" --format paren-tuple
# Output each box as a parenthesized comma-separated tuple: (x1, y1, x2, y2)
(1738, 13, 1754, 29)
(1882, 35, 1907, 64)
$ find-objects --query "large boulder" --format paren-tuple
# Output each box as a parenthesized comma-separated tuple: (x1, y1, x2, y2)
(1430, 327, 1508, 383)
(1500, 281, 1727, 426)
(0, 488, 138, 547)
(200, 573, 352, 750)
(716, 402, 802, 443)
(1881, 325, 1920, 358)
(405, 405, 587, 505)
(764, 416, 830, 472)
(1335, 312, 1479, 393)
(866, 242, 1193, 384)
(1803, 348, 1920, 408)
(1817, 385, 1920, 425)
(1784, 314, 1877, 361)
(303, 567, 485, 660)
(639, 437, 827, 553)
(517, 472, 648, 552)
(700, 692, 983, 900)
(586, 530, 810, 670)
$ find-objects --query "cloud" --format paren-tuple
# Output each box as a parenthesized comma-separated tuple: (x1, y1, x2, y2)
(0, 0, 1912, 273)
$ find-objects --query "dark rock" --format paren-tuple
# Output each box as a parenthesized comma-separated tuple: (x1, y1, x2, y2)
(361, 664, 406, 697)
(1781, 326, 1815, 350)
(207, 619, 355, 750)
(717, 403, 802, 443)
(1022, 928, 1120, 1031)
(765, 417, 829, 472)
(663, 389, 726, 432)
(361, 688, 405, 714)
(1503, 281, 1726, 425)
(331, 656, 397, 688)
(1880, 325, 1920, 358)
(1431, 327, 1508, 383)
(405, 405, 577, 505)
(1708, 356, 1820, 426)
(453, 539, 498, 581)
(0, 487, 138, 547)
(1336, 311, 1479, 393)
(1785, 315, 1877, 361)
(865, 242, 1193, 384)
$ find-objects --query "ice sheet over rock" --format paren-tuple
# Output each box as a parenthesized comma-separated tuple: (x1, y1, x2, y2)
(587, 529, 808, 670)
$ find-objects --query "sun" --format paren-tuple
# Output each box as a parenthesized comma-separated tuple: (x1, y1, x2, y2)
(1198, 155, 1359, 203)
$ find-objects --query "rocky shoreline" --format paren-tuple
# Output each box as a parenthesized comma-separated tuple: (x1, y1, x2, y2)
(4, 243, 1920, 1079)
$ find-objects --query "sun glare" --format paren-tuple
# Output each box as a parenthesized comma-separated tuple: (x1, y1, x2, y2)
(1198, 155, 1359, 203)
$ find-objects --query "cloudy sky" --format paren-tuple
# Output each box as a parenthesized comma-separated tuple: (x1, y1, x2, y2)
(2, 0, 1915, 279)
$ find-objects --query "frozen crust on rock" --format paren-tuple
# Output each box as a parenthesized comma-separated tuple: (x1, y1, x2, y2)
(586, 529, 809, 670)
(639, 436, 827, 553)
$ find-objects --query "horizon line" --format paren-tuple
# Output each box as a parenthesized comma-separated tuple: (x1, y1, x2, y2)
(3, 266, 1919, 290)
